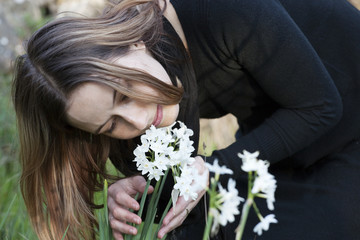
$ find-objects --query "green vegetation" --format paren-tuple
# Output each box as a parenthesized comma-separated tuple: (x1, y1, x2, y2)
(0, 8, 54, 239)
(0, 73, 37, 239)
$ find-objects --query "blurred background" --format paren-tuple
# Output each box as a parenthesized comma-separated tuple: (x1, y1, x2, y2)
(0, 0, 359, 239)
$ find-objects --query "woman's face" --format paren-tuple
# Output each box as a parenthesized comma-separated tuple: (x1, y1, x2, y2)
(66, 44, 179, 139)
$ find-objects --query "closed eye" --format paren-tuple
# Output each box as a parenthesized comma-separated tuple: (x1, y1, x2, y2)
(119, 94, 128, 102)
(106, 118, 117, 134)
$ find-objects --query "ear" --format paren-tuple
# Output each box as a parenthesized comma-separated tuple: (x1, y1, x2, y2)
(158, 0, 169, 11)
(129, 42, 146, 50)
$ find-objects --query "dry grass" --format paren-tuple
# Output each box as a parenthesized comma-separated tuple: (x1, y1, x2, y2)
(349, 0, 360, 9)
(199, 114, 238, 156)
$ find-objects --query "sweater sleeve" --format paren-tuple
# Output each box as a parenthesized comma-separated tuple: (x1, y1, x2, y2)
(207, 0, 342, 171)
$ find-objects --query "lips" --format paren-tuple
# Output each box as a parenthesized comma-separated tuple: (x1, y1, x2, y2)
(152, 105, 163, 127)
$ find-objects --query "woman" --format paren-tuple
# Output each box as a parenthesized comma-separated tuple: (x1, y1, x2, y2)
(12, 0, 360, 239)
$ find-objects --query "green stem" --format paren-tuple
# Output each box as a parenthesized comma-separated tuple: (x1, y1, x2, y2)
(104, 179, 113, 240)
(137, 180, 151, 219)
(235, 172, 254, 240)
(153, 169, 170, 213)
(130, 193, 140, 225)
(140, 169, 169, 240)
(127, 193, 140, 240)
(252, 200, 263, 221)
(202, 213, 214, 240)
(235, 198, 253, 240)
(134, 179, 151, 238)
(202, 175, 218, 240)
(155, 197, 172, 237)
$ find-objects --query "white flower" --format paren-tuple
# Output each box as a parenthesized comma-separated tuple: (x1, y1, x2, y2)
(172, 140, 195, 167)
(253, 214, 278, 236)
(238, 150, 268, 173)
(210, 179, 243, 236)
(150, 167, 165, 181)
(173, 121, 194, 138)
(142, 125, 161, 141)
(238, 150, 277, 211)
(193, 168, 209, 191)
(238, 150, 259, 162)
(136, 159, 152, 174)
(217, 179, 244, 226)
(251, 172, 277, 194)
(266, 190, 276, 211)
(171, 189, 180, 212)
(150, 140, 172, 155)
(134, 121, 198, 201)
(173, 165, 199, 201)
(210, 208, 220, 236)
(153, 155, 170, 172)
(255, 160, 270, 175)
(250, 164, 277, 211)
(206, 159, 233, 175)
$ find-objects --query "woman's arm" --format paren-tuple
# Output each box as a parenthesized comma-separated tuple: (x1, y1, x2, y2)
(202, 0, 342, 172)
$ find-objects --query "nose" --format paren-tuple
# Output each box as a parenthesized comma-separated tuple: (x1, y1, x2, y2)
(115, 99, 149, 131)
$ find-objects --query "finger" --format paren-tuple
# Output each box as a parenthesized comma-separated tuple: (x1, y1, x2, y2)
(109, 215, 138, 236)
(162, 185, 206, 225)
(112, 230, 124, 240)
(161, 189, 206, 231)
(193, 156, 207, 174)
(111, 190, 141, 211)
(162, 197, 188, 225)
(130, 175, 155, 195)
(108, 176, 154, 207)
(111, 205, 142, 225)
(157, 208, 188, 239)
(108, 194, 138, 223)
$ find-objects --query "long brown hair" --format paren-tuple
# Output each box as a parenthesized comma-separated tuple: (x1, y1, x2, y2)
(12, 0, 187, 239)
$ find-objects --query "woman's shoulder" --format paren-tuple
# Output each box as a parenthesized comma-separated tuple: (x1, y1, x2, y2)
(172, 0, 290, 30)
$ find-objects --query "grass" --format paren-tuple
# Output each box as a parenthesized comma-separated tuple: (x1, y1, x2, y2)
(0, 73, 37, 239)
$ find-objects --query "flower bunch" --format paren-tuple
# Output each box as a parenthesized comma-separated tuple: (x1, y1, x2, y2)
(235, 150, 278, 239)
(202, 160, 244, 239)
(201, 150, 277, 240)
(133, 122, 195, 181)
(129, 121, 203, 240)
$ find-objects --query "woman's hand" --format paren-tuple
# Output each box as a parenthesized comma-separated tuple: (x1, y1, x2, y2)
(108, 175, 154, 240)
(157, 156, 209, 239)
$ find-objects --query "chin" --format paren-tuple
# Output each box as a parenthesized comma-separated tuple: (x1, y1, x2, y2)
(161, 105, 179, 127)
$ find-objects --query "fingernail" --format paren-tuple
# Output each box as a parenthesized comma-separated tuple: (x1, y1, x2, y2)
(130, 228, 137, 235)
(134, 217, 141, 224)
(132, 203, 138, 209)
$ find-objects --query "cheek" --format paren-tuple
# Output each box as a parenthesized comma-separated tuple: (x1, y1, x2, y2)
(164, 104, 179, 125)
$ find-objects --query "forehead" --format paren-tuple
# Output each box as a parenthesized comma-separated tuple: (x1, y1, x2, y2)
(69, 82, 112, 104)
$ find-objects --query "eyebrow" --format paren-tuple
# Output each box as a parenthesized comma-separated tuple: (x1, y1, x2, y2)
(94, 89, 117, 134)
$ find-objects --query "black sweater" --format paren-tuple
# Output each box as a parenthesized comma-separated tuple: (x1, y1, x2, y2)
(168, 0, 360, 239)
(172, 0, 360, 169)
